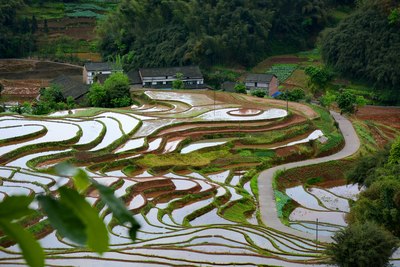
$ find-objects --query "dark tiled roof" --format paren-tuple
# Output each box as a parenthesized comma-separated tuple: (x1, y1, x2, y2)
(84, 62, 122, 72)
(139, 66, 203, 78)
(245, 73, 276, 83)
(127, 69, 142, 84)
(50, 75, 89, 100)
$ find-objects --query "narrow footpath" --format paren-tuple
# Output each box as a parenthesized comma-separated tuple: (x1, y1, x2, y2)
(258, 111, 360, 243)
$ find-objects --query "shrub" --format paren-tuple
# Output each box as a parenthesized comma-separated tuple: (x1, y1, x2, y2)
(251, 90, 266, 98)
(234, 83, 247, 94)
(325, 222, 398, 267)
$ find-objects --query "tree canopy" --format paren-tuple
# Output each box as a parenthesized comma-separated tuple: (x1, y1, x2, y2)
(88, 72, 132, 108)
(97, 0, 332, 69)
(0, 0, 37, 57)
(347, 140, 400, 237)
(325, 222, 398, 267)
(321, 0, 400, 104)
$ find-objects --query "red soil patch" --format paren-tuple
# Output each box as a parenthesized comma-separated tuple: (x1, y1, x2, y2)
(356, 106, 400, 129)
(1, 79, 48, 96)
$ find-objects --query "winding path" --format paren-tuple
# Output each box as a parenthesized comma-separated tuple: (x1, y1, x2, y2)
(258, 111, 360, 243)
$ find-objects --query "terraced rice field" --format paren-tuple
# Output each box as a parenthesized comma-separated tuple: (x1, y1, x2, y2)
(0, 90, 356, 266)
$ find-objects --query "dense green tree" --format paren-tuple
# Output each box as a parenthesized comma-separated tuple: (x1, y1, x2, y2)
(88, 82, 107, 107)
(0, 0, 37, 57)
(347, 140, 400, 236)
(321, 0, 400, 104)
(347, 148, 389, 186)
(40, 85, 64, 103)
(319, 91, 336, 108)
(325, 222, 398, 267)
(88, 73, 132, 108)
(277, 88, 306, 102)
(103, 72, 130, 100)
(336, 90, 356, 114)
(304, 66, 332, 93)
(97, 0, 332, 68)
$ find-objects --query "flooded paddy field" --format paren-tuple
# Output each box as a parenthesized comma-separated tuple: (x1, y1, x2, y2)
(0, 90, 358, 266)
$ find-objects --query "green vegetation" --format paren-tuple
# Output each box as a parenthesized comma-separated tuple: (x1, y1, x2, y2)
(321, 0, 400, 104)
(98, 0, 335, 68)
(310, 105, 344, 155)
(325, 222, 398, 267)
(172, 73, 184, 90)
(353, 121, 378, 154)
(137, 150, 231, 169)
(276, 88, 306, 102)
(274, 190, 291, 219)
(240, 123, 313, 145)
(268, 64, 298, 82)
(305, 177, 323, 186)
(251, 90, 267, 98)
(0, 1, 37, 57)
(221, 197, 256, 223)
(304, 66, 333, 93)
(9, 85, 76, 115)
(234, 83, 247, 94)
(88, 72, 132, 108)
(336, 90, 357, 114)
(345, 141, 400, 239)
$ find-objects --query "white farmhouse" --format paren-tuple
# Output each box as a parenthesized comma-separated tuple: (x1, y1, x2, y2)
(138, 66, 204, 89)
(83, 62, 122, 85)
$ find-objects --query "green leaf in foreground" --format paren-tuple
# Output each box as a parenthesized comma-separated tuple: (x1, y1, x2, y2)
(93, 181, 140, 240)
(54, 162, 76, 176)
(37, 195, 87, 245)
(54, 163, 90, 193)
(0, 195, 35, 221)
(0, 220, 44, 267)
(72, 168, 91, 193)
(58, 186, 109, 253)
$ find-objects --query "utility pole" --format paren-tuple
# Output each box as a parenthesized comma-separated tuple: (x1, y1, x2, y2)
(316, 218, 319, 251)
(214, 88, 216, 119)
(286, 88, 289, 115)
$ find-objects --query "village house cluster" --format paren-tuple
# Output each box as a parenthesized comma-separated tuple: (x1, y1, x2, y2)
(52, 62, 279, 101)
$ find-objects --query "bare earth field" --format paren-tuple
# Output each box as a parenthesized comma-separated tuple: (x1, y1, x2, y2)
(0, 59, 82, 99)
(356, 105, 400, 129)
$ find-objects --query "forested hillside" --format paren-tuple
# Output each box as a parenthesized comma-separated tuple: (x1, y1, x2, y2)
(98, 0, 336, 69)
(321, 0, 400, 104)
(0, 0, 37, 57)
